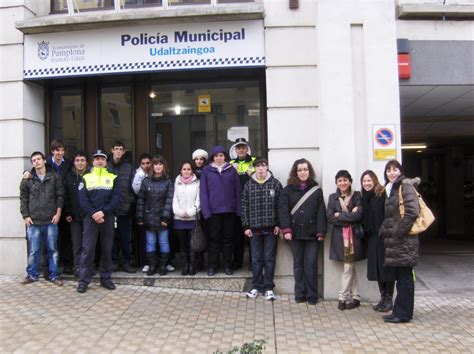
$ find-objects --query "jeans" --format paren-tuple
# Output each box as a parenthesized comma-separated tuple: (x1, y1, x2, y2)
(26, 224, 59, 281)
(289, 239, 321, 302)
(249, 228, 277, 292)
(145, 229, 170, 253)
(112, 215, 132, 264)
(393, 267, 415, 320)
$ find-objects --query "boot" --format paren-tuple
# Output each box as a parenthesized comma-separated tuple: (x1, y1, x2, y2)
(181, 249, 190, 276)
(146, 252, 156, 276)
(159, 253, 170, 276)
(188, 253, 196, 276)
(373, 282, 387, 311)
(378, 281, 395, 312)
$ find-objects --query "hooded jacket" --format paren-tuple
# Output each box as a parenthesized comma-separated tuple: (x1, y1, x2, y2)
(20, 170, 64, 225)
(63, 167, 90, 222)
(107, 156, 135, 216)
(200, 146, 241, 219)
(379, 176, 420, 267)
(241, 171, 282, 230)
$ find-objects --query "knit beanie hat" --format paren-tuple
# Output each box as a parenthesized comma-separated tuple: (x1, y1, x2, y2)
(192, 149, 208, 161)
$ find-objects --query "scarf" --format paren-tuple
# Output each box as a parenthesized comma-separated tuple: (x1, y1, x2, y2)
(339, 190, 355, 263)
(179, 174, 194, 184)
(211, 162, 228, 174)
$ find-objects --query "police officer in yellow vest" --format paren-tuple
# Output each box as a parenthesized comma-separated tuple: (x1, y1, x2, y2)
(77, 150, 120, 293)
(229, 138, 256, 270)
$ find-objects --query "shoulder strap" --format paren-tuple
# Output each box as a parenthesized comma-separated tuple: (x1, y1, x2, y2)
(291, 186, 319, 216)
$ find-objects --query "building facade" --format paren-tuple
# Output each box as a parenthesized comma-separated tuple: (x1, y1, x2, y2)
(2, 0, 455, 299)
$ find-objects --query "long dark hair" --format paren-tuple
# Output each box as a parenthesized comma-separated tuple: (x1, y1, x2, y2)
(287, 158, 318, 187)
(150, 155, 169, 177)
(360, 170, 385, 197)
(177, 160, 195, 176)
(383, 159, 404, 184)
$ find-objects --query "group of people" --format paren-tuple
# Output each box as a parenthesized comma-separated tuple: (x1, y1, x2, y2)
(19, 138, 421, 323)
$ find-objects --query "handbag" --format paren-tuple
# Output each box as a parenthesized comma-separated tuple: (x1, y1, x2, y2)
(353, 223, 365, 239)
(399, 185, 435, 236)
(190, 208, 206, 253)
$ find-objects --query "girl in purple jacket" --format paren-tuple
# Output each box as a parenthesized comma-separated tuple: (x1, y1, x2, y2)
(200, 146, 241, 276)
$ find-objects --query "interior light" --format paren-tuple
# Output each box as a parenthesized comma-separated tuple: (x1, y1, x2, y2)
(401, 144, 427, 150)
(174, 105, 181, 115)
(149, 91, 157, 99)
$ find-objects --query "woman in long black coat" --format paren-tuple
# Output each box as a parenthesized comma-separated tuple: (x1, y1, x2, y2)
(360, 170, 396, 312)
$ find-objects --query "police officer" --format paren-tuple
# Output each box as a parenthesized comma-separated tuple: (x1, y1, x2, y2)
(229, 138, 256, 270)
(77, 150, 120, 293)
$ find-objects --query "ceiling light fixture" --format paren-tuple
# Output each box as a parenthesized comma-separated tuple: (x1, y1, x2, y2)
(401, 144, 427, 150)
(174, 105, 181, 115)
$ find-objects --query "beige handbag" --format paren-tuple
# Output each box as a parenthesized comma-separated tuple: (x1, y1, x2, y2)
(399, 185, 435, 235)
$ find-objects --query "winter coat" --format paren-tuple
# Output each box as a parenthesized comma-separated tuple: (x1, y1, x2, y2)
(362, 190, 396, 281)
(241, 171, 283, 230)
(78, 167, 119, 217)
(20, 171, 64, 225)
(200, 162, 241, 220)
(173, 175, 200, 221)
(279, 183, 327, 240)
(327, 190, 366, 262)
(136, 175, 174, 231)
(379, 176, 420, 267)
(107, 157, 135, 216)
(63, 168, 89, 222)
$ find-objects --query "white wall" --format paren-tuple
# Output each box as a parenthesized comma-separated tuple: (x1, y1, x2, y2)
(0, 0, 47, 275)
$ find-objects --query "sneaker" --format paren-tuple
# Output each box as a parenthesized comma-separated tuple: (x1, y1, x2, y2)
(142, 265, 150, 273)
(264, 290, 276, 301)
(246, 289, 259, 299)
(77, 283, 88, 293)
(51, 278, 63, 286)
(166, 264, 176, 272)
(21, 276, 36, 285)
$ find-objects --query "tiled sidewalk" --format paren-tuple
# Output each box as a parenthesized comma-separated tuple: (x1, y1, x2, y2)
(0, 276, 472, 353)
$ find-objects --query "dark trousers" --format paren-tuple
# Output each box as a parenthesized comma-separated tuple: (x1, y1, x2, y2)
(233, 217, 245, 267)
(79, 215, 114, 285)
(70, 220, 84, 272)
(112, 215, 132, 265)
(136, 223, 147, 267)
(289, 239, 320, 302)
(207, 213, 235, 269)
(393, 266, 415, 320)
(58, 217, 73, 268)
(249, 228, 277, 292)
(174, 228, 195, 264)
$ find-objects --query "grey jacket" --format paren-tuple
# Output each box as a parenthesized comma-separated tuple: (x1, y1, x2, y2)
(379, 176, 420, 267)
(20, 171, 64, 225)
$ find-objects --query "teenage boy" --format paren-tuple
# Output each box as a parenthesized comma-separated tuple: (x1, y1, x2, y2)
(229, 138, 255, 270)
(20, 151, 64, 286)
(77, 150, 119, 293)
(108, 141, 136, 273)
(63, 151, 89, 276)
(241, 158, 282, 301)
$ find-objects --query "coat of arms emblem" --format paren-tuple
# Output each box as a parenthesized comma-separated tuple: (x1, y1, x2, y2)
(37, 41, 49, 60)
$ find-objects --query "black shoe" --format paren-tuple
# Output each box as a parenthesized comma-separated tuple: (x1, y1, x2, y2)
(232, 263, 243, 271)
(207, 268, 215, 276)
(100, 280, 116, 290)
(295, 298, 306, 303)
(384, 316, 409, 324)
(122, 264, 136, 274)
(63, 266, 73, 275)
(346, 299, 360, 310)
(188, 266, 196, 276)
(382, 313, 395, 320)
(112, 264, 120, 272)
(77, 283, 88, 293)
(373, 298, 384, 311)
(224, 267, 233, 275)
(181, 264, 190, 276)
(307, 298, 318, 305)
(338, 301, 346, 311)
(378, 299, 393, 313)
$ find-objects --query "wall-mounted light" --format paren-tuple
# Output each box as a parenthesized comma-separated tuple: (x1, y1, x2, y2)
(174, 105, 181, 115)
(401, 144, 427, 150)
(149, 91, 157, 99)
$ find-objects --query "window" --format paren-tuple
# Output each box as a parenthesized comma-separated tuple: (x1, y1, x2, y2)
(50, 88, 83, 158)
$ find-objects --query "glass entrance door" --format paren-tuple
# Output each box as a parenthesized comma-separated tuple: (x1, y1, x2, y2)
(149, 80, 262, 176)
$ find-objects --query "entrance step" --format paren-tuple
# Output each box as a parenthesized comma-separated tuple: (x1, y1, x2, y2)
(63, 269, 253, 292)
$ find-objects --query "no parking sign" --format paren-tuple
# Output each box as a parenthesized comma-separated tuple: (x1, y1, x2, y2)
(373, 124, 397, 160)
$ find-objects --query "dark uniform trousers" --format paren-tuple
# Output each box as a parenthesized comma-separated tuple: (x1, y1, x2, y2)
(79, 214, 114, 284)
